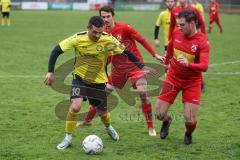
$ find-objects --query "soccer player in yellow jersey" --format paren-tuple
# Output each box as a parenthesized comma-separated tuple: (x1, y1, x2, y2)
(0, 0, 11, 27)
(192, 0, 205, 21)
(154, 0, 175, 52)
(44, 16, 155, 150)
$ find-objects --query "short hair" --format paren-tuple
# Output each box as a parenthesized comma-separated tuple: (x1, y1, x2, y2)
(99, 5, 115, 16)
(88, 16, 105, 28)
(178, 9, 197, 23)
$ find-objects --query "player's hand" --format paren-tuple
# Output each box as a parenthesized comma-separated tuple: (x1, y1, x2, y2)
(142, 66, 157, 76)
(44, 72, 54, 86)
(177, 55, 189, 67)
(154, 54, 163, 61)
(154, 39, 160, 47)
(158, 55, 166, 64)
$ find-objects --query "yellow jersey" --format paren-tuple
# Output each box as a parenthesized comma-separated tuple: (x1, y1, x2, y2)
(0, 0, 11, 12)
(193, 2, 204, 20)
(193, 2, 204, 13)
(59, 31, 125, 84)
(155, 9, 171, 46)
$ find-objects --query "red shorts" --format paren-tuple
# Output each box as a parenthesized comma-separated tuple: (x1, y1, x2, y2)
(210, 15, 220, 23)
(158, 73, 202, 104)
(108, 67, 146, 89)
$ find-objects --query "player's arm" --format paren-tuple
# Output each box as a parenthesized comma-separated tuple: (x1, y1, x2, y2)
(122, 49, 144, 69)
(127, 24, 161, 60)
(178, 40, 210, 71)
(154, 13, 162, 47)
(123, 49, 157, 76)
(188, 41, 210, 72)
(44, 34, 77, 86)
(44, 45, 64, 86)
(154, 26, 160, 47)
(168, 11, 176, 40)
(164, 36, 174, 67)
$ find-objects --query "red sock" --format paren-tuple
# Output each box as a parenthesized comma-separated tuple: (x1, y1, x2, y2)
(141, 103, 154, 128)
(84, 105, 96, 122)
(185, 121, 197, 135)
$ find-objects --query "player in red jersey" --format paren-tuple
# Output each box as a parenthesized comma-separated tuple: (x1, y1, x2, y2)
(168, 0, 206, 40)
(168, 0, 206, 92)
(79, 6, 162, 136)
(208, 0, 223, 33)
(156, 9, 210, 145)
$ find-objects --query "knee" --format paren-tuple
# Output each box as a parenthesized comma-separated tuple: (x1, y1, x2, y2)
(156, 112, 165, 121)
(99, 111, 108, 119)
(70, 100, 81, 113)
(184, 115, 196, 123)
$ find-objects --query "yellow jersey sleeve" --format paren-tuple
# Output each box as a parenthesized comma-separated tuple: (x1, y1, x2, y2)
(59, 34, 78, 52)
(194, 3, 204, 13)
(155, 12, 163, 26)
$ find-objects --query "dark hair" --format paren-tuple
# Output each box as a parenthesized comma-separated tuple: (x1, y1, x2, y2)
(88, 16, 105, 28)
(178, 9, 197, 23)
(99, 5, 115, 16)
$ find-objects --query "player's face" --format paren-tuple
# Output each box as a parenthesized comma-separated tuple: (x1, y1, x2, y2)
(88, 25, 104, 42)
(166, 0, 175, 9)
(179, 18, 191, 36)
(179, 0, 187, 7)
(100, 11, 114, 28)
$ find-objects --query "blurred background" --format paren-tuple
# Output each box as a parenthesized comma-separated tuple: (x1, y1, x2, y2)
(10, 0, 240, 13)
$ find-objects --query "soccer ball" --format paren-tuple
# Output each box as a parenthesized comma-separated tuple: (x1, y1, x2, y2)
(82, 135, 103, 155)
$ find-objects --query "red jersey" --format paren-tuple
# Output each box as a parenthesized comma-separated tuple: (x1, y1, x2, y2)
(168, 5, 206, 40)
(165, 29, 210, 80)
(209, 2, 219, 16)
(104, 22, 157, 69)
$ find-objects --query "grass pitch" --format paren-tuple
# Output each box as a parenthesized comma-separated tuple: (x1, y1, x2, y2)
(0, 11, 240, 160)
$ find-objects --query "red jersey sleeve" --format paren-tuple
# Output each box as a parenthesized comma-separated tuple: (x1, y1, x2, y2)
(168, 10, 176, 40)
(126, 24, 157, 56)
(165, 33, 174, 65)
(188, 39, 210, 72)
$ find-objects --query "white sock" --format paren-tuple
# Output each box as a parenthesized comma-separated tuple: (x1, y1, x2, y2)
(65, 133, 72, 141)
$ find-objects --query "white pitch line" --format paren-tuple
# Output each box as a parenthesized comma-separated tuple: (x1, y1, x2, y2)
(0, 60, 239, 79)
(209, 60, 240, 67)
(0, 75, 43, 78)
(205, 72, 240, 75)
(0, 75, 73, 79)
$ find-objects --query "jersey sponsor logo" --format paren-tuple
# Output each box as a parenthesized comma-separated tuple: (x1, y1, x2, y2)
(96, 45, 103, 52)
(190, 44, 198, 53)
(116, 34, 122, 42)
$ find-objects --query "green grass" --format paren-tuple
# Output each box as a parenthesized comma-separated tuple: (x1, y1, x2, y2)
(0, 10, 240, 159)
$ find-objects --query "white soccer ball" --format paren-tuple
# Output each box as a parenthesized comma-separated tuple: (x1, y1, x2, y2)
(82, 135, 103, 155)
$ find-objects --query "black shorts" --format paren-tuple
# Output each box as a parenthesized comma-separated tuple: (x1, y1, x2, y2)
(70, 75, 107, 111)
(2, 12, 10, 18)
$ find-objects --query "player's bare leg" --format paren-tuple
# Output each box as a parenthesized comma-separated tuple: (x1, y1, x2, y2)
(208, 21, 213, 33)
(216, 20, 223, 33)
(57, 98, 83, 150)
(136, 78, 156, 136)
(183, 102, 199, 145)
(77, 105, 95, 127)
(156, 99, 172, 139)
